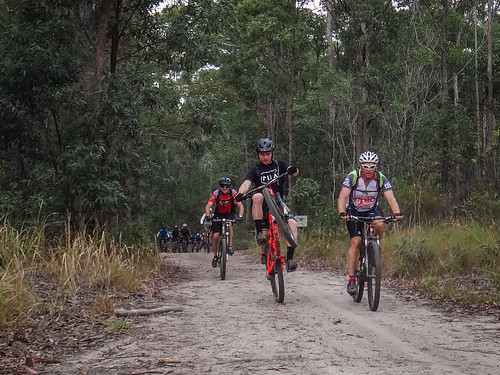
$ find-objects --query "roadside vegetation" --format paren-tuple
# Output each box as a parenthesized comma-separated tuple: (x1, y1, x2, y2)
(299, 221, 500, 307)
(0, 220, 159, 330)
(1, 215, 499, 332)
(2, 0, 500, 337)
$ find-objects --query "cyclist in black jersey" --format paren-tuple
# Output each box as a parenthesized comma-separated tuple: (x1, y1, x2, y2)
(236, 137, 299, 272)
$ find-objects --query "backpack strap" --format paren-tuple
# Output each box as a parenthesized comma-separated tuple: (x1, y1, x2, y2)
(215, 188, 237, 214)
(348, 168, 360, 203)
(349, 168, 384, 192)
(215, 189, 236, 204)
(376, 171, 385, 191)
(348, 168, 384, 207)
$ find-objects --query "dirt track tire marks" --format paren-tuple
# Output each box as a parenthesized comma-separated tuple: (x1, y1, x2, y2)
(46, 251, 499, 375)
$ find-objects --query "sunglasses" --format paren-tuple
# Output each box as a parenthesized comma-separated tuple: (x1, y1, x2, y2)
(361, 164, 376, 170)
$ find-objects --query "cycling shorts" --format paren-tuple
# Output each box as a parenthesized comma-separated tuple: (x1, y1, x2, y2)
(211, 213, 236, 234)
(346, 206, 383, 238)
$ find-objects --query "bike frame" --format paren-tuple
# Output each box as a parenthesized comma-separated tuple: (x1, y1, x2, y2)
(264, 188, 285, 277)
(212, 217, 236, 280)
(349, 214, 394, 311)
(241, 172, 293, 303)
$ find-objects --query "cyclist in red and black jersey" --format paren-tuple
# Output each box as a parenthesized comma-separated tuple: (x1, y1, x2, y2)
(205, 177, 244, 268)
(235, 137, 299, 272)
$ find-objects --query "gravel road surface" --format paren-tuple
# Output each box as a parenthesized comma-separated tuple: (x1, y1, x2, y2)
(46, 251, 499, 375)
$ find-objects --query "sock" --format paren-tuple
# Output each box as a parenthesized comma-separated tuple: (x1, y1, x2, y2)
(254, 219, 263, 234)
(349, 276, 355, 283)
(287, 247, 294, 261)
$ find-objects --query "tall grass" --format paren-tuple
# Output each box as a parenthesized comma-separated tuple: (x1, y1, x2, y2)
(0, 219, 159, 329)
(297, 221, 500, 305)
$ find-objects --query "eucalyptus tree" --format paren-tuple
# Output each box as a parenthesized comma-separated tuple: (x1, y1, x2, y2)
(0, 0, 187, 232)
(218, 0, 324, 167)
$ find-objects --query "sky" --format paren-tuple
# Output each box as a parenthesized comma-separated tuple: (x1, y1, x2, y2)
(155, 1, 325, 14)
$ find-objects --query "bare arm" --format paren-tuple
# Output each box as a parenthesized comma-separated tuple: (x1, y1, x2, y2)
(337, 186, 351, 214)
(383, 190, 402, 218)
(238, 180, 252, 195)
(205, 201, 213, 217)
(237, 201, 244, 216)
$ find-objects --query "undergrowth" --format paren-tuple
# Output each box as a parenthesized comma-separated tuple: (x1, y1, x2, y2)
(0, 219, 159, 330)
(297, 220, 500, 306)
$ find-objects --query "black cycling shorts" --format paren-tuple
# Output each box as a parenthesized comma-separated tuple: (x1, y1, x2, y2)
(346, 207, 383, 238)
(211, 213, 235, 234)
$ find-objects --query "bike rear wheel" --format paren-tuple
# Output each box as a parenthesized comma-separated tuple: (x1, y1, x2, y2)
(352, 246, 365, 303)
(219, 237, 227, 280)
(262, 188, 297, 248)
(367, 241, 381, 311)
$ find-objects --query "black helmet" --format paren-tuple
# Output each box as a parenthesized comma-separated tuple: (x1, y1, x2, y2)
(219, 177, 232, 188)
(256, 137, 275, 153)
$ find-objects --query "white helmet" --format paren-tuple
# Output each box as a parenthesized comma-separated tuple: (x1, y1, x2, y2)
(359, 151, 379, 164)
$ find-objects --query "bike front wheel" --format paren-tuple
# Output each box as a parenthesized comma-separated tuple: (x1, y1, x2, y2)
(219, 237, 227, 280)
(268, 250, 285, 303)
(262, 188, 297, 248)
(367, 241, 381, 311)
(352, 247, 365, 303)
(274, 260, 285, 303)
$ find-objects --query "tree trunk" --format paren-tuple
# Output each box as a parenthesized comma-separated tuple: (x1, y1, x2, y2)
(440, 0, 451, 193)
(453, 29, 463, 106)
(94, 0, 113, 90)
(326, 3, 337, 200)
(356, 22, 369, 154)
(266, 101, 277, 142)
(486, 0, 497, 181)
(474, 6, 482, 177)
(110, 0, 122, 75)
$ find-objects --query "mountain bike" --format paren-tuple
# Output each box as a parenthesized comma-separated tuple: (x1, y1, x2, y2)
(348, 214, 396, 311)
(212, 217, 237, 280)
(200, 213, 212, 253)
(203, 229, 212, 253)
(171, 237, 181, 253)
(240, 172, 297, 303)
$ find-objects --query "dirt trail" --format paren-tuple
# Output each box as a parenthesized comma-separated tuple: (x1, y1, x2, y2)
(46, 251, 499, 375)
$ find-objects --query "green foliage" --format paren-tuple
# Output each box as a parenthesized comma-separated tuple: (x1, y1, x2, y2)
(455, 189, 500, 224)
(289, 178, 337, 229)
(105, 318, 132, 332)
(289, 178, 320, 213)
(0, 171, 22, 218)
(1, 0, 500, 248)
(394, 236, 433, 277)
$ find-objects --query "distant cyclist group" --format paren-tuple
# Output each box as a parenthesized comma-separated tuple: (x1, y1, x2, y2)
(156, 223, 202, 253)
(156, 137, 403, 306)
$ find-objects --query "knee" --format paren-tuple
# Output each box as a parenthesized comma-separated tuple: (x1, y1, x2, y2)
(350, 237, 361, 248)
(252, 193, 264, 205)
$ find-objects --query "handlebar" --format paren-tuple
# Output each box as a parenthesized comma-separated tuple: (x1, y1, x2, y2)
(239, 172, 289, 201)
(211, 217, 239, 223)
(347, 215, 398, 224)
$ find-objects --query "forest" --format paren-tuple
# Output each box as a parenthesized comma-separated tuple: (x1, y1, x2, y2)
(1, 0, 500, 235)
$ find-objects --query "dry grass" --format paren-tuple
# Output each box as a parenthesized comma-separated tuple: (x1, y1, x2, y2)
(298, 221, 500, 306)
(0, 219, 159, 329)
